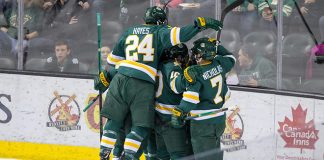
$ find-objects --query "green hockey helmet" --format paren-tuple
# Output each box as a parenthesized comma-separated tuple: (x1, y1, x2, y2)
(144, 6, 167, 25)
(191, 37, 217, 61)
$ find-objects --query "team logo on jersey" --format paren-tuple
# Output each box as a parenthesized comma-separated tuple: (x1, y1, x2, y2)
(278, 103, 318, 151)
(221, 106, 247, 152)
(46, 91, 81, 131)
(84, 94, 106, 133)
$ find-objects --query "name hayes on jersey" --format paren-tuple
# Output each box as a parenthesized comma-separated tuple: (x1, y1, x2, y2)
(133, 27, 150, 34)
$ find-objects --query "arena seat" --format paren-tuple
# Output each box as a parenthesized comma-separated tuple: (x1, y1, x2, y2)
(75, 41, 97, 66)
(220, 29, 241, 53)
(79, 62, 89, 73)
(243, 31, 276, 57)
(282, 33, 314, 89)
(0, 57, 15, 69)
(0, 31, 12, 56)
(24, 58, 46, 71)
(301, 79, 324, 94)
(27, 38, 54, 58)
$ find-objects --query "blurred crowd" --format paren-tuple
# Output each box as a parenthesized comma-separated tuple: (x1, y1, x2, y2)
(0, 0, 323, 94)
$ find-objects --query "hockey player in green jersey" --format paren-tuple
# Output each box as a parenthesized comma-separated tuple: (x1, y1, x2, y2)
(155, 43, 192, 159)
(95, 6, 223, 159)
(171, 38, 236, 160)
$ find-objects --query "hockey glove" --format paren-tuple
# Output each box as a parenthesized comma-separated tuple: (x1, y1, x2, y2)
(99, 146, 111, 160)
(94, 70, 110, 92)
(194, 17, 223, 31)
(183, 65, 202, 84)
(171, 107, 187, 128)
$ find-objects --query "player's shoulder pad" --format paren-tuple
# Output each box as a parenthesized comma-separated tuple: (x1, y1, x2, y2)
(46, 57, 53, 63)
(72, 58, 79, 64)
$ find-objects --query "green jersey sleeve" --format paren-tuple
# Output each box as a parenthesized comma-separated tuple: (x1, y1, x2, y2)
(165, 64, 186, 94)
(215, 45, 236, 74)
(178, 82, 202, 113)
(159, 24, 200, 49)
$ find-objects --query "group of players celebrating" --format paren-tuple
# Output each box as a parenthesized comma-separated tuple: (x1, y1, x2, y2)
(94, 5, 236, 160)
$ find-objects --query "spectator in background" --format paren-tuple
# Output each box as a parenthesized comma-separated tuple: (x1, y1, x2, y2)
(88, 45, 111, 74)
(44, 40, 79, 73)
(41, 0, 92, 40)
(258, 0, 294, 32)
(237, 43, 276, 88)
(0, 0, 44, 56)
(118, 0, 150, 27)
(98, 46, 110, 69)
(42, 0, 91, 27)
(223, 0, 259, 38)
(289, 0, 324, 38)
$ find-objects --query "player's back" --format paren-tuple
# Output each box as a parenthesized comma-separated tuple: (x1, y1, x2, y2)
(155, 62, 184, 121)
(113, 24, 172, 84)
(156, 61, 183, 105)
(196, 58, 230, 109)
(189, 58, 231, 124)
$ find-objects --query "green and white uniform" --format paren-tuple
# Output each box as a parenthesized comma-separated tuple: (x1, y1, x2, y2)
(155, 61, 186, 121)
(178, 50, 236, 160)
(155, 61, 191, 159)
(100, 23, 201, 157)
(102, 23, 200, 124)
(105, 24, 200, 84)
(258, 0, 294, 17)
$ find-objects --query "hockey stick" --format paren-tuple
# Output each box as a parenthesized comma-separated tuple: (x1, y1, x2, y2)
(96, 13, 103, 139)
(185, 108, 228, 121)
(217, 0, 244, 40)
(83, 94, 100, 112)
(82, 14, 104, 137)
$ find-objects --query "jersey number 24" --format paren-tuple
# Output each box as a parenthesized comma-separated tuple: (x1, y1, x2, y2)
(125, 34, 154, 62)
